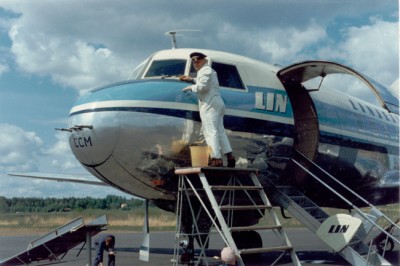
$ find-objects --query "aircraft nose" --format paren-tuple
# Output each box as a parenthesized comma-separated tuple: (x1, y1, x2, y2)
(68, 112, 120, 166)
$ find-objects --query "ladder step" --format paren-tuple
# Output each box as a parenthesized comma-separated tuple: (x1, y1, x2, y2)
(210, 185, 262, 190)
(276, 186, 302, 196)
(220, 205, 272, 211)
(276, 185, 292, 190)
(288, 195, 306, 200)
(348, 239, 363, 247)
(240, 245, 293, 254)
(230, 225, 282, 232)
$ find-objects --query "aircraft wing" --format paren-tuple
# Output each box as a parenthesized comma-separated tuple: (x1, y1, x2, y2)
(7, 172, 109, 186)
(277, 60, 399, 114)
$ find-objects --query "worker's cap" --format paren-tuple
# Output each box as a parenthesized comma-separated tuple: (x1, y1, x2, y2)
(190, 52, 207, 60)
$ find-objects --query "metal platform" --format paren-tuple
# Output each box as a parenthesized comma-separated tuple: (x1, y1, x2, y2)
(173, 151, 400, 265)
(173, 167, 301, 266)
(0, 215, 108, 266)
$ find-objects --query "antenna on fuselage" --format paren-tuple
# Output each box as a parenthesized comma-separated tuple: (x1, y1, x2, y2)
(164, 29, 202, 49)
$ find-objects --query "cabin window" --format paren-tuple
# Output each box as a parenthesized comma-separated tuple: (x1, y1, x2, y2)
(144, 59, 186, 78)
(189, 61, 245, 90)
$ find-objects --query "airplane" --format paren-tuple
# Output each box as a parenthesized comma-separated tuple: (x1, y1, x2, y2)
(65, 47, 399, 203)
(9, 34, 399, 264)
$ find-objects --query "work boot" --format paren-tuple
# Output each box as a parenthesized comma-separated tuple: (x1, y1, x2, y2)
(209, 158, 223, 167)
(226, 152, 236, 168)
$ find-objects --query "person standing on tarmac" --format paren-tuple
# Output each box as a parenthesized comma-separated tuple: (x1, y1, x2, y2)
(93, 234, 116, 266)
(180, 52, 235, 167)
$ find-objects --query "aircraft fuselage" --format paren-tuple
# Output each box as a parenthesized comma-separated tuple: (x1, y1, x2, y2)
(68, 49, 399, 211)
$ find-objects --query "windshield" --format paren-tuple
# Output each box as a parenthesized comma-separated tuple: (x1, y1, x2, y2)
(128, 59, 149, 80)
(144, 59, 186, 78)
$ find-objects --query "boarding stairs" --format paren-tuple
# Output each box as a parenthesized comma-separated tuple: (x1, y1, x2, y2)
(263, 149, 400, 266)
(0, 215, 108, 266)
(173, 167, 301, 266)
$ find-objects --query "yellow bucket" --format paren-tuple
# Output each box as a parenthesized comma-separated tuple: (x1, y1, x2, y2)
(190, 146, 210, 167)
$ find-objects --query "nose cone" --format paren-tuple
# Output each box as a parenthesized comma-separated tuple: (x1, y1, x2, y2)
(69, 111, 120, 166)
(66, 79, 192, 200)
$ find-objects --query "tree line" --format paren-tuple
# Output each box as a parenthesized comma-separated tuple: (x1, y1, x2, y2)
(0, 195, 145, 213)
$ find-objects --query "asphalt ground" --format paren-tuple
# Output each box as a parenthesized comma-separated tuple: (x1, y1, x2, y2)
(0, 229, 398, 266)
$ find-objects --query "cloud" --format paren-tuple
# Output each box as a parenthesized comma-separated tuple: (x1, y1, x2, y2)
(0, 63, 8, 75)
(44, 131, 81, 170)
(2, 1, 136, 93)
(0, 125, 128, 198)
(0, 46, 11, 76)
(3, 0, 398, 93)
(8, 25, 131, 93)
(1, 0, 397, 95)
(0, 124, 82, 173)
(390, 79, 399, 97)
(0, 123, 43, 172)
(319, 17, 398, 85)
(316, 17, 398, 102)
(258, 21, 327, 64)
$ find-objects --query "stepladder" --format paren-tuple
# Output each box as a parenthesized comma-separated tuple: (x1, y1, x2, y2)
(173, 167, 302, 266)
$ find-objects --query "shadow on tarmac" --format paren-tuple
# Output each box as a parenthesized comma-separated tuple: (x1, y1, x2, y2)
(114, 247, 399, 266)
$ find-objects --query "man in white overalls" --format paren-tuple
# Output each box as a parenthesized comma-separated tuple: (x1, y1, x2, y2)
(180, 52, 235, 167)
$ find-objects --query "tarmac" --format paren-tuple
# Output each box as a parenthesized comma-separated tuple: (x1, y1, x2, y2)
(0, 228, 398, 266)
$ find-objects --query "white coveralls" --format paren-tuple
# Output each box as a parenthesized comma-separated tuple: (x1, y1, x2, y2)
(190, 64, 232, 159)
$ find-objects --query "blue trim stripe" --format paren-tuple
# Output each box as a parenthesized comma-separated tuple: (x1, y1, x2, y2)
(71, 79, 398, 153)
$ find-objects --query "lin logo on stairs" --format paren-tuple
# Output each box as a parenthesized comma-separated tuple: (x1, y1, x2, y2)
(328, 224, 350, 233)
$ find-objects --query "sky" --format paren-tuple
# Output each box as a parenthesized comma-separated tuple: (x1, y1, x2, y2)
(0, 0, 398, 198)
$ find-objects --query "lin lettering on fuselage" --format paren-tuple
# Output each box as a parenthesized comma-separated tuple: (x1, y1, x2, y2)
(255, 92, 288, 113)
(73, 136, 93, 148)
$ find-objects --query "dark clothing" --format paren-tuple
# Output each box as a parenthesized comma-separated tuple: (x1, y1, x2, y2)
(93, 234, 115, 266)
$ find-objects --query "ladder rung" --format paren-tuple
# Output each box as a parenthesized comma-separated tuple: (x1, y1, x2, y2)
(240, 245, 293, 254)
(220, 205, 272, 211)
(210, 185, 262, 190)
(174, 166, 258, 175)
(361, 250, 379, 257)
(230, 225, 282, 232)
(179, 187, 204, 192)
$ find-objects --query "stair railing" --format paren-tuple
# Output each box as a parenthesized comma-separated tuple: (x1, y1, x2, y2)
(291, 149, 400, 248)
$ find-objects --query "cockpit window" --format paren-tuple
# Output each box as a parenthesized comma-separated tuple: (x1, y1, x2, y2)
(128, 59, 148, 80)
(212, 62, 245, 90)
(144, 59, 186, 78)
(190, 61, 245, 90)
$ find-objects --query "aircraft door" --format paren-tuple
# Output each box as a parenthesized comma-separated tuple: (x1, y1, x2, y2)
(277, 68, 320, 183)
(285, 81, 320, 160)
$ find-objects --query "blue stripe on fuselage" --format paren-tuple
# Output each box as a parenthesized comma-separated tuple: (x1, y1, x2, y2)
(71, 79, 397, 152)
(74, 79, 294, 119)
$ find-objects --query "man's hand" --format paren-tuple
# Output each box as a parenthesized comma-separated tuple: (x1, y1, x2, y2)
(179, 75, 193, 82)
(182, 86, 192, 92)
(98, 263, 104, 266)
(108, 251, 116, 256)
